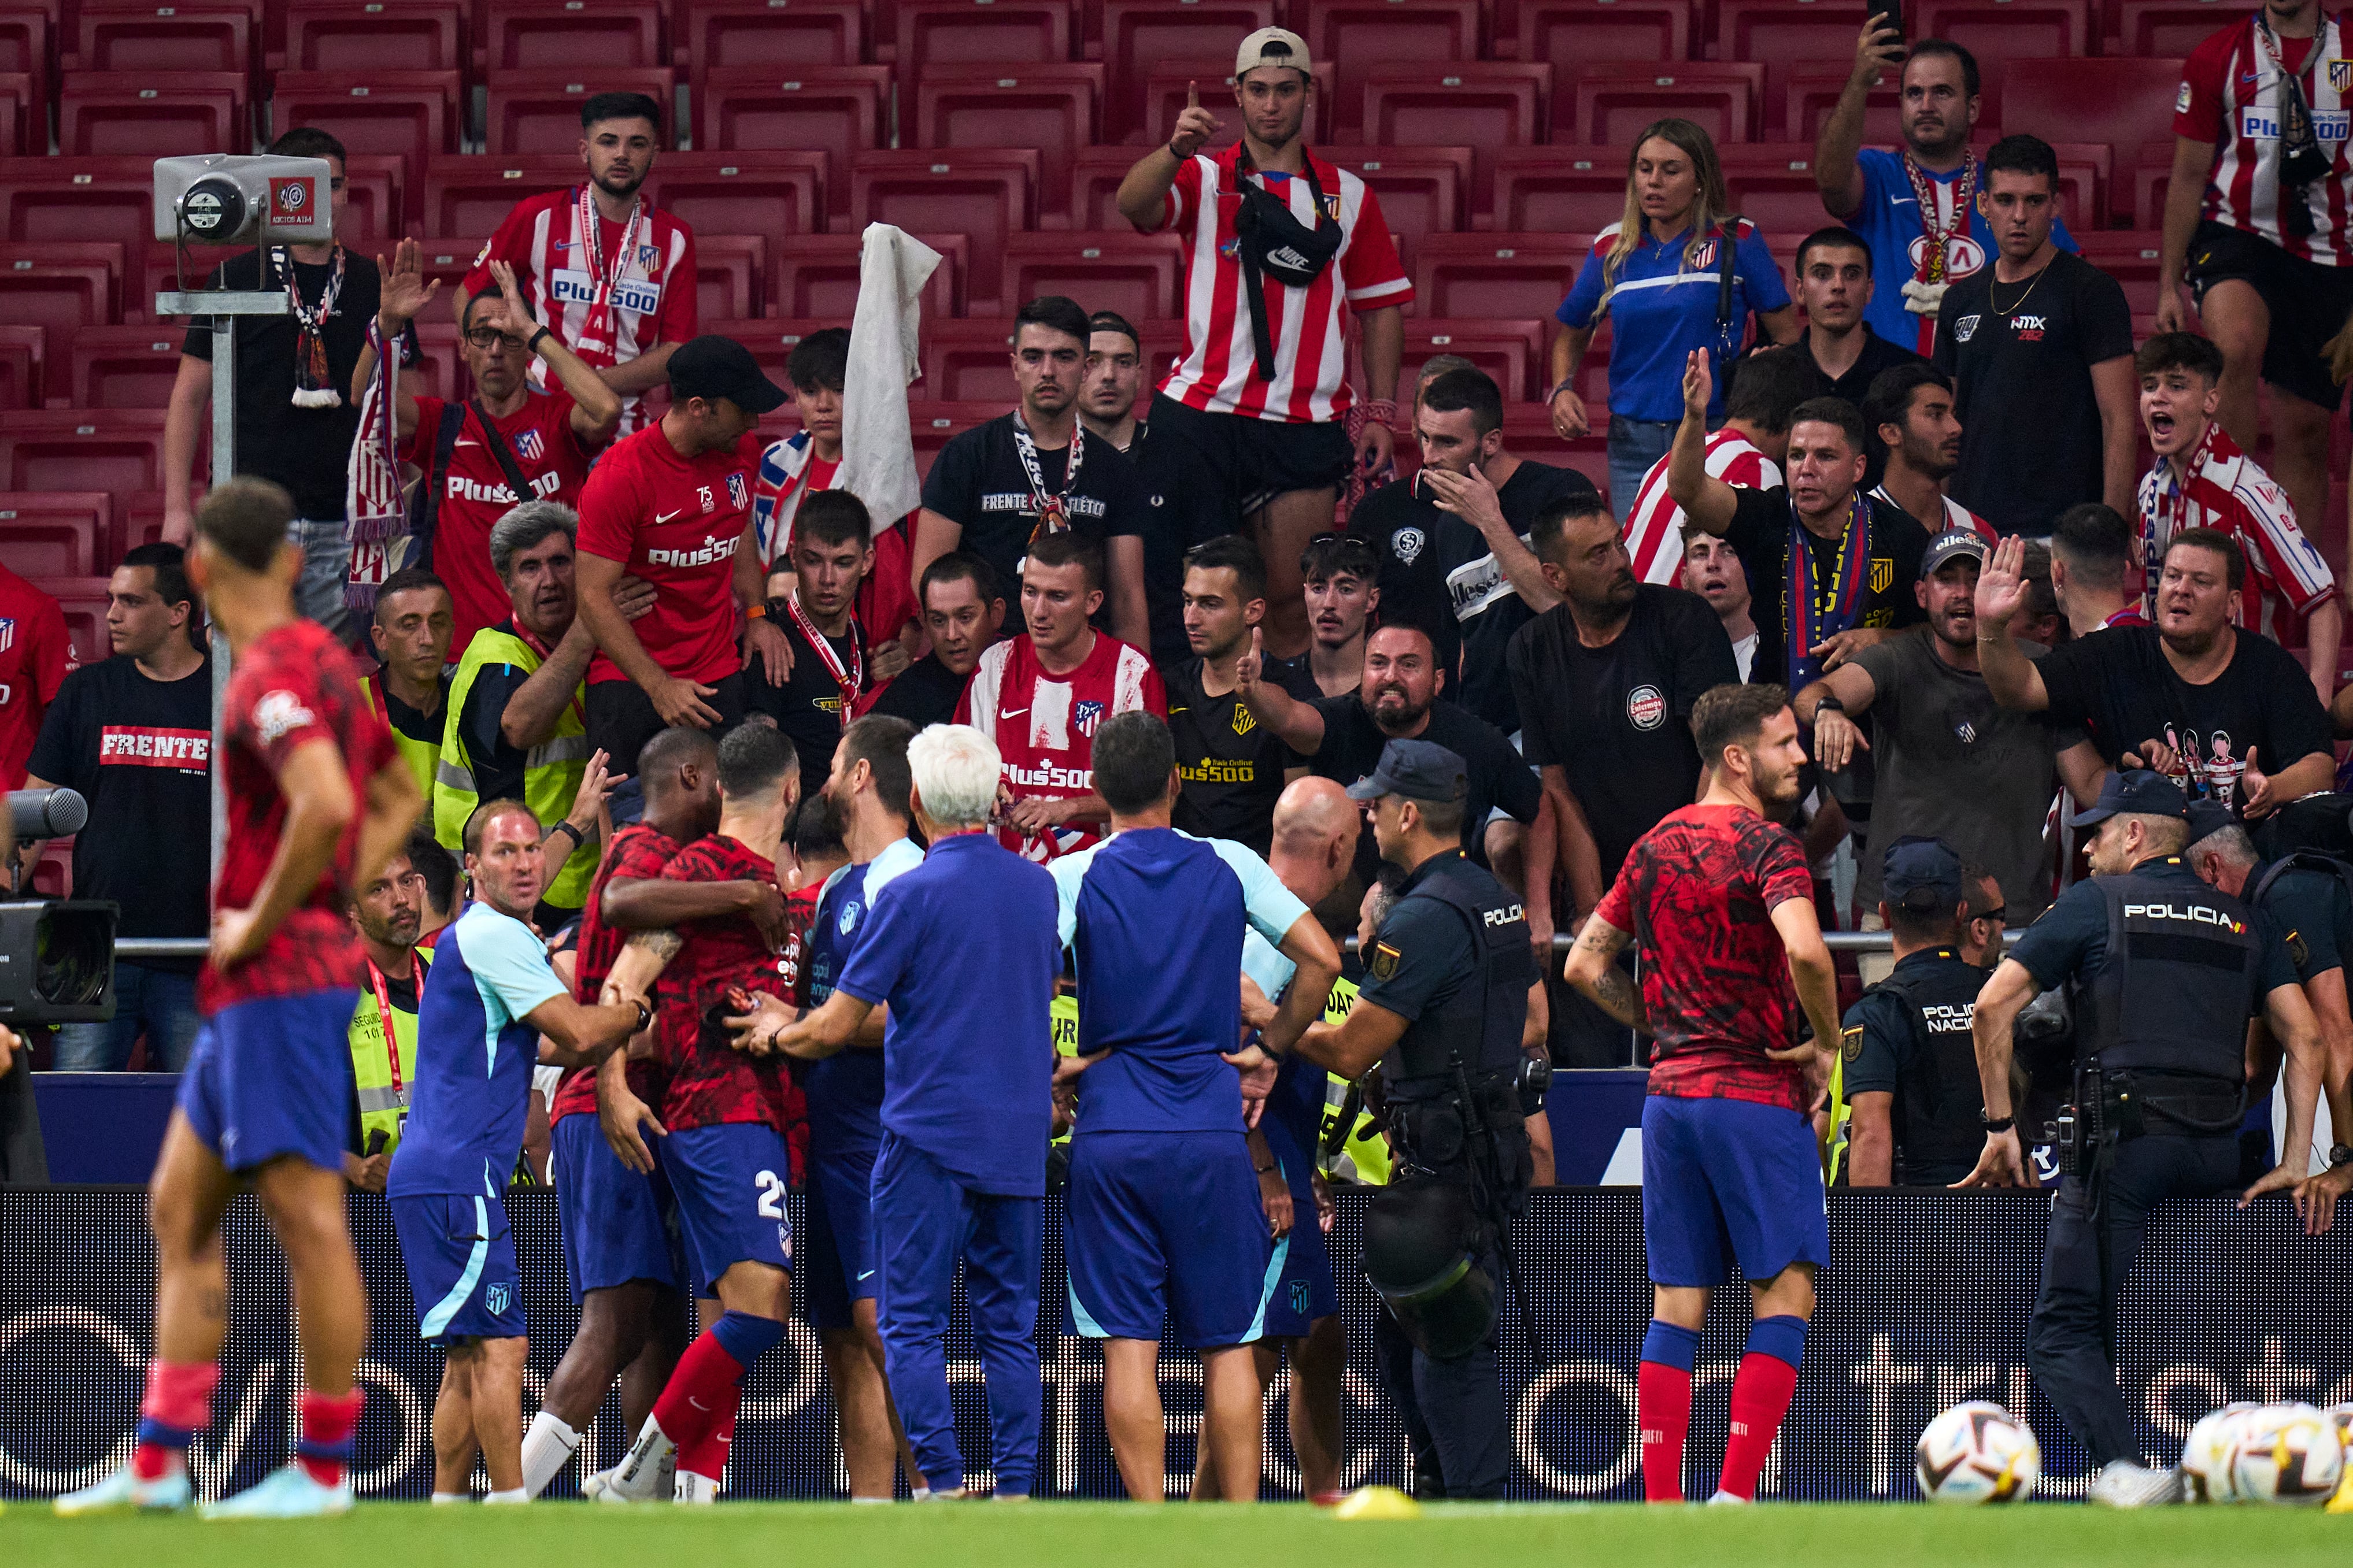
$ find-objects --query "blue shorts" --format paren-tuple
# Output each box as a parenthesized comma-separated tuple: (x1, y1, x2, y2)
(1064, 1129, 1275, 1349)
(803, 1144, 879, 1333)
(553, 1114, 681, 1303)
(664, 1122, 793, 1288)
(392, 1191, 526, 1344)
(1641, 1095, 1831, 1288)
(176, 990, 358, 1175)
(1257, 1151, 1337, 1340)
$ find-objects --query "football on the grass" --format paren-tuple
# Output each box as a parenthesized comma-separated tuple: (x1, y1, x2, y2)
(2229, 1403, 2344, 1506)
(2182, 1404, 2258, 1503)
(1915, 1402, 2041, 1504)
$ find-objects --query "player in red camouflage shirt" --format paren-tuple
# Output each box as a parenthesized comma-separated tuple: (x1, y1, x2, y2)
(1566, 682, 1842, 1509)
(584, 724, 803, 1504)
(60, 479, 420, 1521)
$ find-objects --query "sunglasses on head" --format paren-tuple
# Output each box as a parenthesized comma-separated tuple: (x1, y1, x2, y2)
(1304, 531, 1378, 565)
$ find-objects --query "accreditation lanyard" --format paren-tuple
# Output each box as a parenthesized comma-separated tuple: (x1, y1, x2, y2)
(365, 952, 420, 1097)
(785, 592, 864, 729)
(1784, 492, 1870, 690)
(571, 184, 645, 364)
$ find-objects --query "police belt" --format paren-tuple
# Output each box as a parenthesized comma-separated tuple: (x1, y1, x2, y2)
(2082, 1063, 2245, 1146)
(1388, 1068, 1525, 1173)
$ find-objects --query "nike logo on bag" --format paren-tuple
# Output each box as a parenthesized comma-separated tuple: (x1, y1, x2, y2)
(656, 509, 684, 524)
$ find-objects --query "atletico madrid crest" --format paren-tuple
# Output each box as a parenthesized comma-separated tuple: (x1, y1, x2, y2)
(727, 472, 749, 509)
(2331, 58, 2351, 92)
(514, 428, 544, 462)
(1870, 557, 1894, 594)
(1074, 699, 1105, 737)
(1232, 705, 1257, 737)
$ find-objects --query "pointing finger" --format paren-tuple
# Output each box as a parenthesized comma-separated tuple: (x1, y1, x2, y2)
(1187, 80, 1199, 109)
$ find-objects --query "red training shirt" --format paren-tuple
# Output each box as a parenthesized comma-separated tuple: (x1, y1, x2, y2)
(0, 564, 73, 791)
(199, 620, 397, 1014)
(1594, 802, 1818, 1113)
(550, 820, 678, 1126)
(653, 833, 804, 1143)
(576, 422, 764, 688)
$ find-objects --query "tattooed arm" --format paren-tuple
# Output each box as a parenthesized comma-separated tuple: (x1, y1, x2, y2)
(1562, 912, 1645, 1032)
(599, 928, 682, 1012)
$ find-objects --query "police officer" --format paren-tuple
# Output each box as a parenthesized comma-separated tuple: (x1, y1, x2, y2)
(2182, 798, 2353, 1184)
(1964, 770, 2327, 1508)
(1282, 739, 1545, 1499)
(343, 847, 431, 1193)
(1838, 837, 1991, 1187)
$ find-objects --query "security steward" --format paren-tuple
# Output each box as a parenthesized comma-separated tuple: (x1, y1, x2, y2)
(1963, 770, 2328, 1508)
(1279, 739, 1547, 1499)
(434, 500, 603, 925)
(1837, 837, 1991, 1187)
(345, 847, 431, 1193)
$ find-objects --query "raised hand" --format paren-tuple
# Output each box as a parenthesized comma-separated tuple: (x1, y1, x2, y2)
(1972, 533, 2030, 635)
(487, 258, 536, 339)
(1849, 12, 1906, 88)
(1235, 625, 1265, 688)
(1680, 349, 1712, 421)
(1170, 80, 1223, 160)
(375, 236, 441, 327)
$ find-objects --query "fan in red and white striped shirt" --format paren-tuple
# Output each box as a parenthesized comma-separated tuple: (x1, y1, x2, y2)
(2175, 10, 2353, 267)
(1625, 429, 1784, 585)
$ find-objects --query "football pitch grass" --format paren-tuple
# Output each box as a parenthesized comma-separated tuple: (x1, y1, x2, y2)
(2, 1498, 2346, 1567)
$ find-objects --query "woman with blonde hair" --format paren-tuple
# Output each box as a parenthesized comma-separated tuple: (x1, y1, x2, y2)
(1548, 118, 1799, 518)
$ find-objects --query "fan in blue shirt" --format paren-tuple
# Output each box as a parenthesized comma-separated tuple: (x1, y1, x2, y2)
(1049, 712, 1340, 1503)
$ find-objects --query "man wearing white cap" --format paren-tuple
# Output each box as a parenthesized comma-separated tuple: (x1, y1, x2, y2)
(1116, 27, 1414, 661)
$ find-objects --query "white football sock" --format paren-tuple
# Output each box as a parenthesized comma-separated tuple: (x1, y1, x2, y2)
(430, 1491, 469, 1506)
(519, 1410, 580, 1499)
(674, 1470, 718, 1504)
(483, 1487, 530, 1505)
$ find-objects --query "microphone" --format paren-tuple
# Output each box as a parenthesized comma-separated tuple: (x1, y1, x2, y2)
(6, 787, 88, 841)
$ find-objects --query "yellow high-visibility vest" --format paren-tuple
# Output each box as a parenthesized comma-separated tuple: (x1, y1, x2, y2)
(349, 946, 431, 1157)
(432, 622, 595, 908)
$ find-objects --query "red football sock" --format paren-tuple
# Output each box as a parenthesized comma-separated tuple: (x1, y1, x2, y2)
(1637, 1360, 1693, 1503)
(650, 1330, 749, 1457)
(133, 1359, 220, 1479)
(294, 1388, 365, 1488)
(676, 1383, 743, 1482)
(1718, 1352, 1800, 1501)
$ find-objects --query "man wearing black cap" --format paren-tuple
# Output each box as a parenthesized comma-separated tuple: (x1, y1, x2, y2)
(1963, 769, 2326, 1507)
(1837, 837, 1996, 1188)
(1797, 527, 2104, 945)
(575, 334, 793, 773)
(1279, 737, 1544, 1500)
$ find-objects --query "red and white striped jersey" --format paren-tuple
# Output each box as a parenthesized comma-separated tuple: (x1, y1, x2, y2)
(1868, 484, 1999, 544)
(1624, 429, 1783, 584)
(463, 186, 698, 433)
(956, 631, 1166, 863)
(1153, 144, 1413, 424)
(2176, 16, 2353, 263)
(2137, 421, 2336, 643)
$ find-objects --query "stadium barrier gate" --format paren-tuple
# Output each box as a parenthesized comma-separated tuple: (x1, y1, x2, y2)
(1, 1188, 2347, 1502)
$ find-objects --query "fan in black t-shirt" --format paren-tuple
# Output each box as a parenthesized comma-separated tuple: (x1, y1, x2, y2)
(1163, 536, 1317, 855)
(1974, 530, 2335, 815)
(746, 493, 875, 802)
(862, 550, 1005, 731)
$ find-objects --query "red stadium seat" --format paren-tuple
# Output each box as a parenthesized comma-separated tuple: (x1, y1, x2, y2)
(1412, 233, 1589, 321)
(0, 7, 46, 142)
(652, 151, 826, 242)
(121, 490, 175, 553)
(1326, 145, 1472, 269)
(268, 71, 464, 176)
(402, 238, 491, 298)
(0, 244, 119, 367)
(1559, 62, 1762, 146)
(484, 68, 678, 155)
(65, 324, 186, 408)
(2075, 229, 2165, 314)
(282, 0, 465, 72)
(849, 151, 1038, 313)
(2115, 0, 2251, 58)
(1504, 0, 1689, 66)
(417, 156, 579, 240)
(1782, 64, 1903, 145)
(693, 233, 766, 320)
(1709, 1, 1867, 129)
(1068, 146, 1144, 230)
(1138, 60, 1337, 151)
(1491, 146, 1634, 234)
(0, 71, 29, 157)
(34, 576, 116, 666)
(905, 400, 1006, 482)
(2001, 57, 2185, 159)
(0, 494, 111, 577)
(1002, 231, 1181, 319)
(678, 0, 864, 79)
(694, 65, 887, 216)
(131, 243, 238, 324)
(1100, 0, 1277, 141)
(1301, 0, 1482, 142)
(922, 318, 1019, 403)
(1400, 318, 1548, 403)
(1360, 65, 1548, 210)
(913, 64, 1102, 227)
(480, 0, 663, 69)
(703, 316, 836, 384)
(2125, 139, 2177, 230)
(771, 232, 967, 320)
(1916, 0, 2092, 73)
(336, 154, 405, 244)
(0, 412, 169, 499)
(73, 0, 251, 73)
(58, 71, 245, 157)
(0, 323, 40, 408)
(407, 316, 469, 403)
(1718, 144, 1835, 239)
(894, 0, 1073, 83)
(1501, 409, 1611, 497)
(2048, 141, 2111, 229)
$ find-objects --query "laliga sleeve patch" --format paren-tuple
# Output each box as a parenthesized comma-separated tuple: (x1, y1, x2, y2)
(1841, 1025, 1864, 1065)
(1369, 941, 1402, 981)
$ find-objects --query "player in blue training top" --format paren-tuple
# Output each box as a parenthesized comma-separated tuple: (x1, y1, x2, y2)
(388, 798, 643, 1503)
(1050, 711, 1340, 1503)
(797, 714, 930, 1500)
(739, 722, 1061, 1500)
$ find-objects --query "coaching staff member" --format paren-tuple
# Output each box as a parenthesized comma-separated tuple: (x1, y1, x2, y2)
(1962, 769, 2327, 1507)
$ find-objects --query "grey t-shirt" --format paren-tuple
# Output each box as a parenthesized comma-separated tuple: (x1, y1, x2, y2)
(1848, 628, 2081, 919)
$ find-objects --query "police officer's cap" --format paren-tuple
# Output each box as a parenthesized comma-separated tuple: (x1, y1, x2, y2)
(1345, 739, 1468, 805)
(2073, 768, 2188, 826)
(2184, 799, 2237, 847)
(1882, 835, 1963, 912)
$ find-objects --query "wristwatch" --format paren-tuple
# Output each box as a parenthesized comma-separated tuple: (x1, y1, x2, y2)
(628, 998, 652, 1035)
(2330, 1143, 2352, 1169)
(1978, 1110, 2016, 1134)
(526, 325, 552, 355)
